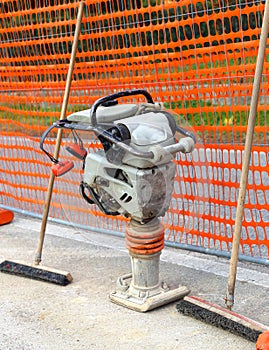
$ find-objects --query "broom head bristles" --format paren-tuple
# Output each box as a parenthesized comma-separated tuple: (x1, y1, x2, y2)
(0, 259, 72, 286)
(177, 295, 269, 342)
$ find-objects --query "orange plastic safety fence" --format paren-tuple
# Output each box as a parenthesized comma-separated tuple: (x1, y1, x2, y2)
(0, 0, 269, 262)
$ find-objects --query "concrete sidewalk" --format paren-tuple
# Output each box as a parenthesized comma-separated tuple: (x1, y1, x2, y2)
(0, 213, 268, 350)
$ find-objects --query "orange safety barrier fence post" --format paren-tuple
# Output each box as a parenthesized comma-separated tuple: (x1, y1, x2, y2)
(0, 0, 269, 265)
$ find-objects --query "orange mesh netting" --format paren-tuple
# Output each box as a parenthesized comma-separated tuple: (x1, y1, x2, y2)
(0, 0, 269, 262)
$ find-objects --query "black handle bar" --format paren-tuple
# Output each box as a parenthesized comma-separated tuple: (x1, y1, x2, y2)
(90, 89, 154, 126)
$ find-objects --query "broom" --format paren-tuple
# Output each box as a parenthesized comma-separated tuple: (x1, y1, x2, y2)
(0, 2, 85, 286)
(177, 0, 269, 341)
(177, 296, 268, 342)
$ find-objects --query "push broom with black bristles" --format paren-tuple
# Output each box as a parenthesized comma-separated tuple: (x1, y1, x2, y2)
(177, 0, 269, 342)
(177, 296, 268, 342)
(0, 2, 85, 286)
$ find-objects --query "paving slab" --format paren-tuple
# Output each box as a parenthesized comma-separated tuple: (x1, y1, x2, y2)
(0, 213, 268, 350)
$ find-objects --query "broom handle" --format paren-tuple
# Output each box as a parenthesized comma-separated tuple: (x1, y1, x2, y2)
(35, 2, 85, 265)
(225, 0, 269, 309)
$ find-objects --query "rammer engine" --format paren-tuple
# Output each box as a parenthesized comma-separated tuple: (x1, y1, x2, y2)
(41, 89, 195, 311)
